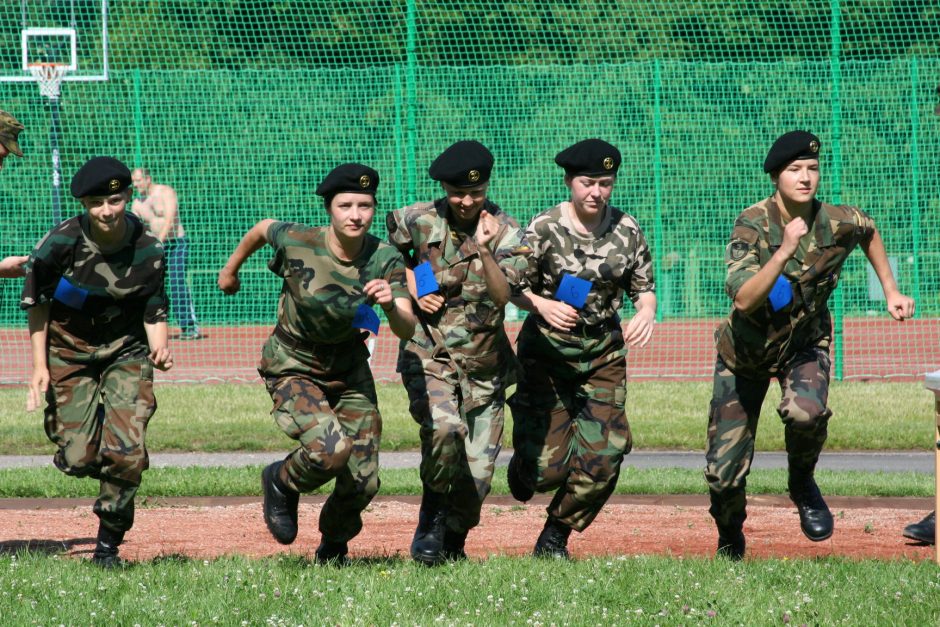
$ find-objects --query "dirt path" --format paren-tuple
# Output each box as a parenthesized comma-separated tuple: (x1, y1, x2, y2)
(0, 496, 933, 562)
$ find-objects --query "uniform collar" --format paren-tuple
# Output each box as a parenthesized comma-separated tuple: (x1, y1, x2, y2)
(429, 198, 485, 266)
(767, 197, 834, 249)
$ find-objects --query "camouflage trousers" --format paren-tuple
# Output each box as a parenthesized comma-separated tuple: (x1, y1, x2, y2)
(508, 317, 632, 532)
(399, 345, 506, 534)
(259, 333, 381, 544)
(43, 349, 156, 533)
(704, 345, 832, 530)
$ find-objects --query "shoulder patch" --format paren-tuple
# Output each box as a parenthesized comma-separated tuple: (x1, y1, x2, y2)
(729, 241, 750, 261)
(385, 212, 398, 233)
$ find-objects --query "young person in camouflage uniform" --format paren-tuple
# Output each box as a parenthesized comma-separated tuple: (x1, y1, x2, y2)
(386, 141, 531, 565)
(217, 163, 416, 564)
(507, 139, 657, 558)
(21, 156, 174, 568)
(0, 108, 29, 278)
(705, 131, 915, 559)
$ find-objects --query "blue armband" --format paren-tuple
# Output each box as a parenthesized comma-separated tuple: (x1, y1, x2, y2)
(768, 275, 793, 312)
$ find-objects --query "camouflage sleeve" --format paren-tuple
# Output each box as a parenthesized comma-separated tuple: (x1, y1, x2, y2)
(851, 206, 876, 242)
(627, 225, 655, 300)
(143, 251, 169, 323)
(380, 247, 410, 302)
(724, 223, 761, 299)
(519, 218, 543, 294)
(19, 230, 64, 310)
(385, 209, 415, 263)
(492, 223, 533, 290)
(266, 220, 295, 278)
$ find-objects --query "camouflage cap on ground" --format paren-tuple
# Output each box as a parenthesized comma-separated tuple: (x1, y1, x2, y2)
(0, 109, 24, 157)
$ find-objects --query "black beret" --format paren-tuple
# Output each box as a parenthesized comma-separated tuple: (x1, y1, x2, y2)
(763, 131, 821, 173)
(554, 139, 621, 176)
(70, 156, 132, 198)
(428, 140, 494, 188)
(315, 163, 380, 199)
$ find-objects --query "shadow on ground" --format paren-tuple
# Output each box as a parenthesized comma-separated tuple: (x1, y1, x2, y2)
(0, 537, 96, 556)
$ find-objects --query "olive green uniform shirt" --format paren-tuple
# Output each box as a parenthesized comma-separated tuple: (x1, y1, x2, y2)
(267, 221, 408, 344)
(716, 197, 876, 377)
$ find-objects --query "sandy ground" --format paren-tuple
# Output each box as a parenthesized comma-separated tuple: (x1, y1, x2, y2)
(0, 495, 934, 563)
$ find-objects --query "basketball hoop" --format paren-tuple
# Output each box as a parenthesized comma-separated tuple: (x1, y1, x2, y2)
(28, 63, 68, 99)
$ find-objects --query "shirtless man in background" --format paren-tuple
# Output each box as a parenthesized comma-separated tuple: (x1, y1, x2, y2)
(132, 168, 202, 339)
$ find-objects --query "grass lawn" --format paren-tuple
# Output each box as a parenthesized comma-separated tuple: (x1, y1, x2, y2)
(0, 381, 933, 455)
(0, 465, 931, 499)
(0, 553, 937, 624)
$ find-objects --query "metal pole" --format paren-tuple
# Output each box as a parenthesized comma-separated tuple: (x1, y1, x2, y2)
(133, 69, 143, 167)
(49, 95, 63, 225)
(405, 0, 417, 203)
(909, 58, 921, 307)
(652, 59, 665, 323)
(925, 370, 940, 562)
(829, 0, 844, 380)
(393, 64, 405, 210)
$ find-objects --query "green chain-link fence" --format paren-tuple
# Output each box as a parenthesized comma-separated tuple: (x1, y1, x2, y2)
(1, 1, 938, 382)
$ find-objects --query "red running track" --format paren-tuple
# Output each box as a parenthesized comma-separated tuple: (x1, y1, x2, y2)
(1, 318, 936, 385)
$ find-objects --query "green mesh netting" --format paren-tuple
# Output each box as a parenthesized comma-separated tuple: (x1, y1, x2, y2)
(1, 1, 938, 383)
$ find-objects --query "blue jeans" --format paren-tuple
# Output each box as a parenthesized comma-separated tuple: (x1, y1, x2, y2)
(164, 237, 199, 333)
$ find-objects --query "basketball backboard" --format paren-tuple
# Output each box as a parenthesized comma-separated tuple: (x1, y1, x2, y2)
(0, 0, 108, 83)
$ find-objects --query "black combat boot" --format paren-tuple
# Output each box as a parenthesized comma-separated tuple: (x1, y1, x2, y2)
(410, 488, 447, 565)
(314, 539, 350, 565)
(902, 511, 935, 545)
(91, 525, 125, 568)
(788, 469, 833, 542)
(533, 517, 572, 559)
(716, 527, 746, 560)
(261, 461, 299, 545)
(507, 454, 534, 503)
(441, 528, 468, 561)
(709, 488, 747, 560)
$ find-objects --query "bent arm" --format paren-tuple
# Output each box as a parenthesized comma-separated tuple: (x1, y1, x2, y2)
(26, 304, 50, 411)
(0, 255, 29, 278)
(510, 289, 578, 332)
(144, 321, 173, 370)
(385, 297, 416, 340)
(218, 219, 276, 293)
(861, 228, 915, 320)
(625, 291, 657, 348)
(510, 289, 546, 315)
(732, 249, 791, 314)
(477, 245, 511, 308)
(860, 229, 899, 297)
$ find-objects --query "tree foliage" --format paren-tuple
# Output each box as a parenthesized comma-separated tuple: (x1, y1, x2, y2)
(103, 0, 940, 70)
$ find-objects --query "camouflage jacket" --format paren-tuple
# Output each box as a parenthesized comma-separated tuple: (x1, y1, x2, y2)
(523, 202, 655, 328)
(715, 197, 876, 376)
(20, 213, 167, 361)
(386, 199, 530, 373)
(267, 221, 408, 345)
